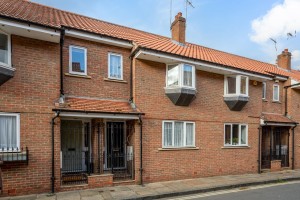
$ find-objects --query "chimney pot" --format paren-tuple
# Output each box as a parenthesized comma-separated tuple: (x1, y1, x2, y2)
(171, 12, 186, 44)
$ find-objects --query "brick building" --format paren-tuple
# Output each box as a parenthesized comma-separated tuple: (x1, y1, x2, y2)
(0, 0, 300, 196)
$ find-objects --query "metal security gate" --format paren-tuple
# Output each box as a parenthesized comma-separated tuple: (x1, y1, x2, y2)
(61, 120, 91, 185)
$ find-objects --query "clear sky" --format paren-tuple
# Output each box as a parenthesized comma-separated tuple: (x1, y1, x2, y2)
(31, 0, 300, 69)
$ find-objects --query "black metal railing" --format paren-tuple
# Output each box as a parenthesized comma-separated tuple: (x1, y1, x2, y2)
(0, 147, 28, 164)
(106, 153, 134, 181)
(261, 149, 289, 169)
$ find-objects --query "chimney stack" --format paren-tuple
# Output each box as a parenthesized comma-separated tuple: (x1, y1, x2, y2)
(277, 49, 291, 71)
(171, 12, 186, 44)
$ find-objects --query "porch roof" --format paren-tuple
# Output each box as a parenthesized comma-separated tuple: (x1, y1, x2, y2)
(261, 113, 298, 125)
(53, 97, 143, 115)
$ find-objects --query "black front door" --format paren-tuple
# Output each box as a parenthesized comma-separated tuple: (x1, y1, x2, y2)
(106, 122, 125, 169)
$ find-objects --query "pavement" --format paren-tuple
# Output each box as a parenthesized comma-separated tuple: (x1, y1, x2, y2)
(3, 170, 300, 200)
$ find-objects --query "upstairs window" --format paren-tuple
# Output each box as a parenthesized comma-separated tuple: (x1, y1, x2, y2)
(166, 64, 195, 88)
(163, 121, 195, 148)
(69, 46, 87, 75)
(273, 84, 280, 101)
(224, 75, 249, 96)
(108, 53, 123, 80)
(0, 31, 11, 67)
(262, 82, 266, 99)
(224, 124, 248, 146)
(0, 113, 20, 151)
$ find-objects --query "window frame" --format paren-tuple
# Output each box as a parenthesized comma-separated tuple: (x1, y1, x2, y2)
(224, 123, 248, 147)
(262, 82, 267, 100)
(0, 112, 20, 152)
(162, 120, 196, 148)
(224, 75, 249, 97)
(0, 30, 11, 68)
(166, 63, 196, 89)
(108, 52, 123, 80)
(273, 84, 280, 102)
(69, 45, 87, 76)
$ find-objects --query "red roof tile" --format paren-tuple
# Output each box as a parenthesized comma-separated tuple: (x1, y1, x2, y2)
(261, 113, 297, 124)
(0, 0, 299, 79)
(56, 97, 140, 114)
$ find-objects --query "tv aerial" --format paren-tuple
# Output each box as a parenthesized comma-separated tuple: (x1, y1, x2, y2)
(270, 38, 277, 52)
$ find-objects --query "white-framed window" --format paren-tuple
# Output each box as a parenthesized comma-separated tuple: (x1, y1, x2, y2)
(162, 121, 195, 148)
(108, 53, 123, 80)
(273, 84, 280, 101)
(262, 82, 266, 99)
(0, 113, 20, 151)
(69, 45, 87, 75)
(224, 124, 248, 146)
(224, 75, 249, 96)
(166, 64, 196, 89)
(0, 30, 11, 67)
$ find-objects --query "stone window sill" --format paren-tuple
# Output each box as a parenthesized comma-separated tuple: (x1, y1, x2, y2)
(65, 73, 91, 79)
(104, 78, 127, 84)
(272, 101, 281, 104)
(158, 147, 199, 151)
(262, 99, 268, 102)
(222, 146, 250, 149)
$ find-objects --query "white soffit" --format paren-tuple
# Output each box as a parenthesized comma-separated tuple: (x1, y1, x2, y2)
(291, 79, 300, 89)
(135, 50, 273, 81)
(59, 111, 139, 120)
(0, 18, 60, 43)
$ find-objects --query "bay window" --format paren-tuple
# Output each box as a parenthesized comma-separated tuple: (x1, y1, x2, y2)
(224, 75, 249, 96)
(163, 121, 195, 148)
(224, 124, 248, 146)
(166, 64, 195, 88)
(0, 31, 11, 67)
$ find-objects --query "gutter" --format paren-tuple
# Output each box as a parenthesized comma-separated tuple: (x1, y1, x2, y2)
(51, 111, 60, 193)
(52, 108, 144, 115)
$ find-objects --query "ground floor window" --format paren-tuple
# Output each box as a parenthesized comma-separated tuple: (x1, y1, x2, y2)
(163, 121, 195, 148)
(224, 123, 248, 146)
(0, 113, 20, 151)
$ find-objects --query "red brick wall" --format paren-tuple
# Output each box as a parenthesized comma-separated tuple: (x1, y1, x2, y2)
(0, 35, 60, 196)
(63, 37, 131, 100)
(262, 80, 285, 114)
(133, 59, 261, 183)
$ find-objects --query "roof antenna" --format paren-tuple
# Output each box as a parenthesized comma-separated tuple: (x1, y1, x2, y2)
(287, 30, 297, 39)
(270, 38, 277, 52)
(186, 0, 195, 27)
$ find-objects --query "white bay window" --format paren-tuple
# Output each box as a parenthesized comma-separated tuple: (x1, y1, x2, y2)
(0, 31, 11, 67)
(224, 75, 249, 96)
(166, 64, 195, 88)
(163, 121, 195, 148)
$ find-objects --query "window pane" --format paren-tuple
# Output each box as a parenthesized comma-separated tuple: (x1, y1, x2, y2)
(174, 122, 184, 147)
(241, 125, 247, 145)
(163, 122, 173, 147)
(167, 65, 179, 86)
(71, 47, 86, 73)
(240, 76, 247, 95)
(232, 125, 239, 145)
(0, 116, 17, 150)
(273, 85, 279, 101)
(186, 123, 194, 146)
(225, 125, 231, 145)
(183, 64, 193, 87)
(262, 83, 266, 99)
(0, 33, 8, 64)
(227, 77, 236, 94)
(109, 54, 122, 79)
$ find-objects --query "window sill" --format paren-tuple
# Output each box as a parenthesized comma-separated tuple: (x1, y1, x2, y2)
(262, 99, 268, 102)
(223, 94, 249, 98)
(222, 146, 250, 149)
(158, 147, 199, 151)
(104, 78, 127, 84)
(65, 73, 91, 79)
(0, 63, 15, 71)
(272, 101, 281, 104)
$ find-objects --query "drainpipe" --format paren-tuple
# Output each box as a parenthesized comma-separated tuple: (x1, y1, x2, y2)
(51, 111, 60, 194)
(292, 124, 297, 170)
(138, 114, 143, 186)
(59, 29, 65, 101)
(258, 126, 262, 174)
(129, 47, 140, 103)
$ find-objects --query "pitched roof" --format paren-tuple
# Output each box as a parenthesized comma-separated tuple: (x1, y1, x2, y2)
(0, 0, 298, 79)
(55, 97, 141, 114)
(261, 113, 297, 124)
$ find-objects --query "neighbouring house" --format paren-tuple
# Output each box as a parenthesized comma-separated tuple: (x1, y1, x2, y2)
(0, 0, 300, 196)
